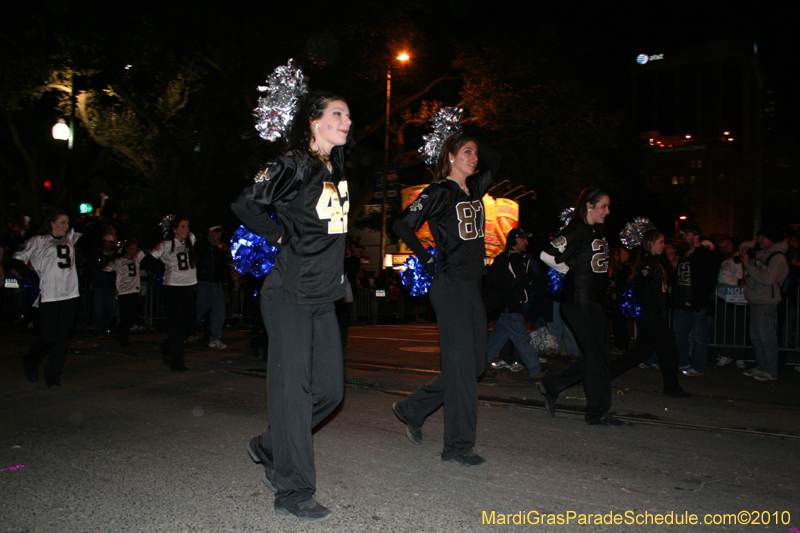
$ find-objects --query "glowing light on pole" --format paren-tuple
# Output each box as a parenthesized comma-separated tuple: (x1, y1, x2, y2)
(381, 53, 410, 266)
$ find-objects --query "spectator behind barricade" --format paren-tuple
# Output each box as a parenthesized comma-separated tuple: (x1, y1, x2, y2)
(714, 237, 747, 369)
(671, 224, 723, 377)
(195, 224, 230, 349)
(740, 227, 790, 381)
(90, 234, 119, 336)
(779, 232, 799, 370)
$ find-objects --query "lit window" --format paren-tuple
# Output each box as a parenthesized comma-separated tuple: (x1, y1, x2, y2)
(697, 160, 702, 168)
(672, 176, 679, 185)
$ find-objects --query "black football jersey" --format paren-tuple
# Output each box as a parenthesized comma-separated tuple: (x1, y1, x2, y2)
(232, 149, 349, 303)
(546, 220, 609, 304)
(397, 171, 494, 281)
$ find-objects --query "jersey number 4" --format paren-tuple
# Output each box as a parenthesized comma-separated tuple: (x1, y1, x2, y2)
(316, 182, 349, 234)
(456, 200, 484, 240)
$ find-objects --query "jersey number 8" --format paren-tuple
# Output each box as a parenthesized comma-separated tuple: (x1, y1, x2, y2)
(456, 200, 485, 241)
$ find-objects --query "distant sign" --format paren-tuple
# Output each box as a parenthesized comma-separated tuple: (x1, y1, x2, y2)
(724, 286, 747, 304)
(636, 53, 664, 65)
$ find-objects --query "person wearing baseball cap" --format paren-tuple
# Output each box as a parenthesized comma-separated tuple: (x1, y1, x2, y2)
(195, 224, 229, 349)
(485, 227, 548, 382)
(740, 226, 790, 381)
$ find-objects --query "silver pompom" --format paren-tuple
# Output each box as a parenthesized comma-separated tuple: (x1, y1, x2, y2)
(254, 59, 309, 143)
(558, 207, 574, 232)
(620, 217, 656, 249)
(419, 107, 463, 166)
(160, 214, 175, 240)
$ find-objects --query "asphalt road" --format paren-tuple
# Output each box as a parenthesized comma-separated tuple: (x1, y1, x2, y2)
(1, 323, 798, 532)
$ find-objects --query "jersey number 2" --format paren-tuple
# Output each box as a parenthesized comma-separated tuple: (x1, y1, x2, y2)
(316, 182, 349, 234)
(590, 239, 609, 273)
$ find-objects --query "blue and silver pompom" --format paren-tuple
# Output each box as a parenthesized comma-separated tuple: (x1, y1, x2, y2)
(547, 268, 564, 298)
(401, 246, 437, 296)
(618, 283, 642, 319)
(230, 225, 280, 278)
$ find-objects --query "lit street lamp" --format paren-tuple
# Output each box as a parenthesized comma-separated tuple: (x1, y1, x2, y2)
(380, 53, 410, 267)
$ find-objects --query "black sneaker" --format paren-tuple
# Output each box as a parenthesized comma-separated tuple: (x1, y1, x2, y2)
(443, 451, 487, 468)
(663, 388, 691, 398)
(392, 402, 423, 446)
(274, 498, 331, 522)
(247, 437, 277, 492)
(537, 380, 556, 417)
(587, 415, 627, 426)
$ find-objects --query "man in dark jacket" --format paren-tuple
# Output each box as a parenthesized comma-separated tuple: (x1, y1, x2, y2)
(485, 228, 549, 381)
(671, 224, 723, 376)
(195, 225, 230, 348)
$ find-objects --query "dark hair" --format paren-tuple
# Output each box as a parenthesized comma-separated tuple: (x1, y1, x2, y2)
(572, 188, 609, 225)
(38, 209, 69, 236)
(286, 90, 347, 156)
(168, 216, 195, 269)
(433, 134, 479, 181)
(628, 229, 666, 284)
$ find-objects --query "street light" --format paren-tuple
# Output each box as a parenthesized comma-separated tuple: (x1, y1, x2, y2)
(52, 119, 70, 141)
(380, 53, 410, 268)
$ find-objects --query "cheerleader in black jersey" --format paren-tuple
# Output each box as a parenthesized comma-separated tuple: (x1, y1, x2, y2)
(233, 91, 352, 522)
(391, 134, 501, 467)
(150, 216, 196, 371)
(607, 230, 688, 397)
(538, 188, 624, 425)
(12, 210, 81, 387)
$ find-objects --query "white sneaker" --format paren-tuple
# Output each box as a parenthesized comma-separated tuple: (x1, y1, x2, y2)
(753, 371, 777, 381)
(208, 340, 227, 349)
(743, 368, 759, 377)
(716, 356, 733, 367)
(637, 363, 647, 369)
(735, 360, 746, 369)
(491, 359, 509, 370)
(509, 362, 525, 373)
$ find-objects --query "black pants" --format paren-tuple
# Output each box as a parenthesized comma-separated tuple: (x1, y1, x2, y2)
(116, 293, 140, 345)
(257, 288, 344, 507)
(25, 297, 79, 382)
(162, 285, 196, 367)
(608, 316, 683, 394)
(395, 276, 487, 460)
(541, 301, 610, 423)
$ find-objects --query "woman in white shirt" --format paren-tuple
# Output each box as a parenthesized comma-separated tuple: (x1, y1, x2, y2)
(12, 210, 81, 387)
(150, 216, 197, 371)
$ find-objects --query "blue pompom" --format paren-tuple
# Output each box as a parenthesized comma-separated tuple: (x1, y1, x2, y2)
(547, 268, 564, 298)
(618, 283, 642, 319)
(21, 278, 40, 301)
(154, 270, 165, 285)
(401, 245, 437, 296)
(231, 224, 280, 278)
